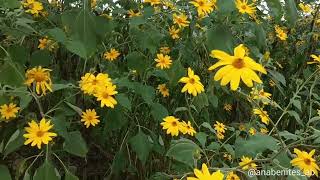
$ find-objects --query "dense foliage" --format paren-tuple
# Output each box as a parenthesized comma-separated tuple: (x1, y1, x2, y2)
(0, 0, 320, 179)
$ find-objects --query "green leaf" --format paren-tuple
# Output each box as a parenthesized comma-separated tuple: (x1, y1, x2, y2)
(0, 0, 20, 8)
(207, 94, 218, 108)
(308, 116, 320, 125)
(291, 99, 301, 111)
(116, 94, 131, 110)
(52, 84, 75, 92)
(111, 151, 127, 175)
(279, 130, 299, 140)
(64, 171, 79, 180)
(217, 0, 235, 14)
(0, 62, 24, 87)
(268, 69, 286, 86)
(129, 131, 153, 165)
(151, 103, 168, 122)
(47, 28, 67, 43)
(0, 165, 11, 180)
(288, 110, 303, 125)
(8, 45, 28, 65)
(64, 102, 82, 115)
(63, 131, 88, 157)
(126, 52, 149, 74)
(235, 135, 279, 158)
(206, 25, 234, 53)
(33, 160, 60, 180)
(133, 83, 155, 104)
(192, 93, 209, 111)
(30, 50, 52, 66)
(166, 138, 201, 167)
(65, 40, 88, 59)
(3, 129, 24, 158)
(195, 132, 207, 148)
(285, 0, 298, 27)
(266, 0, 283, 21)
(254, 24, 266, 50)
(51, 116, 69, 139)
(165, 60, 185, 86)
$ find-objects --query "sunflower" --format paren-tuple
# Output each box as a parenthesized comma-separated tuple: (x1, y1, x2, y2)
(155, 53, 172, 69)
(208, 44, 267, 91)
(159, 46, 171, 54)
(79, 73, 112, 95)
(23, 0, 44, 16)
(127, 9, 142, 17)
(179, 68, 204, 96)
(291, 148, 320, 177)
(187, 164, 224, 180)
(104, 48, 120, 61)
(299, 3, 312, 13)
(23, 118, 57, 149)
(216, 132, 225, 140)
(308, 54, 320, 65)
(173, 13, 190, 28)
(180, 121, 196, 136)
(144, 0, 161, 6)
(239, 156, 257, 170)
(248, 127, 256, 135)
(168, 26, 180, 39)
(190, 0, 217, 17)
(94, 85, 118, 108)
(157, 84, 170, 97)
(223, 104, 233, 112)
(81, 109, 100, 128)
(160, 116, 181, 136)
(235, 0, 256, 16)
(214, 121, 227, 133)
(25, 66, 53, 95)
(0, 103, 20, 120)
(260, 128, 269, 134)
(275, 25, 288, 41)
(226, 172, 240, 180)
(253, 108, 270, 125)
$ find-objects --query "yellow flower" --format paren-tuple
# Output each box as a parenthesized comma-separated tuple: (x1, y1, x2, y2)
(180, 121, 196, 136)
(157, 84, 170, 97)
(190, 0, 217, 17)
(94, 85, 118, 108)
(79, 73, 112, 95)
(239, 123, 246, 131)
(308, 54, 320, 65)
(275, 25, 288, 41)
(128, 9, 142, 17)
(226, 172, 240, 180)
(299, 3, 312, 13)
(169, 26, 180, 39)
(160, 116, 181, 136)
(253, 108, 270, 125)
(159, 46, 171, 54)
(291, 148, 320, 177)
(263, 51, 270, 61)
(260, 128, 269, 134)
(239, 156, 257, 170)
(0, 103, 20, 120)
(216, 132, 225, 140)
(269, 80, 276, 87)
(104, 48, 120, 61)
(144, 0, 161, 6)
(162, 0, 175, 9)
(248, 127, 256, 135)
(23, 0, 44, 16)
(187, 164, 224, 180)
(223, 104, 232, 112)
(81, 109, 100, 128)
(223, 153, 232, 161)
(209, 44, 267, 91)
(38, 37, 57, 51)
(318, 109, 320, 116)
(235, 0, 256, 16)
(251, 88, 272, 104)
(25, 66, 53, 95)
(214, 121, 227, 133)
(179, 68, 205, 96)
(91, 0, 97, 8)
(173, 13, 190, 28)
(155, 53, 172, 69)
(23, 118, 57, 149)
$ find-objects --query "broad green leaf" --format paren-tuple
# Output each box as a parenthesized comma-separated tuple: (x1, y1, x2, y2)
(166, 138, 201, 167)
(64, 102, 82, 115)
(285, 0, 298, 27)
(268, 69, 286, 86)
(207, 94, 218, 108)
(266, 0, 283, 21)
(63, 131, 88, 157)
(192, 93, 209, 111)
(52, 84, 75, 92)
(8, 45, 28, 65)
(104, 106, 127, 130)
(111, 151, 127, 175)
(64, 171, 79, 180)
(126, 51, 149, 74)
(279, 130, 299, 140)
(51, 116, 69, 139)
(308, 116, 320, 125)
(0, 62, 24, 87)
(47, 28, 67, 43)
(235, 135, 279, 158)
(195, 132, 207, 148)
(291, 99, 301, 111)
(206, 25, 234, 53)
(0, 165, 11, 180)
(254, 24, 266, 50)
(151, 102, 168, 122)
(116, 94, 131, 110)
(217, 0, 235, 14)
(129, 131, 153, 165)
(0, 0, 20, 8)
(33, 160, 60, 180)
(3, 129, 24, 157)
(30, 50, 52, 66)
(132, 83, 155, 104)
(65, 40, 88, 59)
(287, 110, 303, 125)
(165, 60, 185, 86)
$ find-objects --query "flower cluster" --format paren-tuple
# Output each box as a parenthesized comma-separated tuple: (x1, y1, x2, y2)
(160, 116, 196, 137)
(22, 0, 45, 17)
(214, 121, 227, 140)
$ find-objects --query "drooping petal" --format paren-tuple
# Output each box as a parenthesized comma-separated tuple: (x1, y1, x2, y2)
(210, 50, 233, 61)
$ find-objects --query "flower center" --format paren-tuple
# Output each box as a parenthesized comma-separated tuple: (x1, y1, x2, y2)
(34, 72, 46, 82)
(36, 130, 45, 137)
(103, 92, 110, 99)
(92, 79, 98, 85)
(241, 5, 247, 10)
(304, 158, 311, 165)
(232, 58, 245, 69)
(171, 121, 177, 127)
(6, 107, 13, 114)
(189, 78, 195, 84)
(198, 1, 204, 6)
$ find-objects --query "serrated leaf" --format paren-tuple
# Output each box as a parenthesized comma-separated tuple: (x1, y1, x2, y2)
(63, 131, 88, 157)
(151, 103, 168, 122)
(129, 131, 153, 165)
